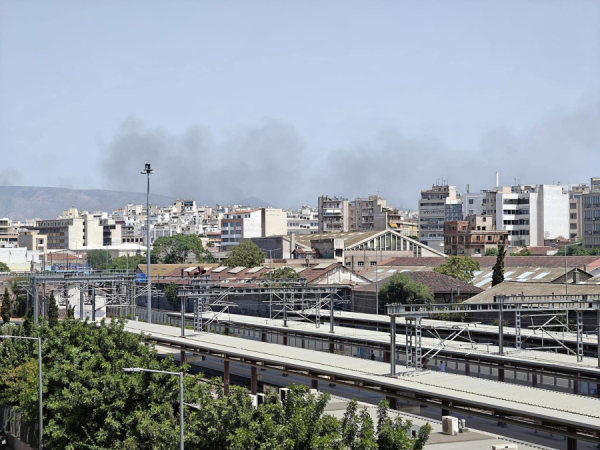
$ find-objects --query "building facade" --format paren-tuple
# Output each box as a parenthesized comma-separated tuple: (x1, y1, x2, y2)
(418, 184, 463, 250)
(569, 184, 590, 240)
(582, 177, 600, 250)
(286, 207, 319, 235)
(349, 195, 387, 232)
(317, 196, 349, 233)
(34, 214, 104, 250)
(444, 215, 508, 256)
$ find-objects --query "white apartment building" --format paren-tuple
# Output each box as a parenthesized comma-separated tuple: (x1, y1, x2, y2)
(484, 184, 569, 248)
(220, 208, 287, 251)
(287, 207, 318, 235)
(34, 214, 104, 249)
(418, 184, 463, 250)
(462, 192, 487, 217)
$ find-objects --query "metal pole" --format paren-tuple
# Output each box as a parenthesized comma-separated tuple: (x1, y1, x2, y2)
(141, 164, 153, 324)
(181, 295, 185, 338)
(390, 315, 396, 376)
(80, 286, 84, 320)
(375, 246, 379, 315)
(565, 243, 568, 295)
(92, 287, 96, 321)
(498, 296, 504, 355)
(33, 278, 39, 324)
(179, 372, 184, 450)
(597, 310, 600, 369)
(37, 338, 43, 450)
(329, 296, 334, 334)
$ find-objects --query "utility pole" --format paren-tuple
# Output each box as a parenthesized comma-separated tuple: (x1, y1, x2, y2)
(141, 163, 154, 323)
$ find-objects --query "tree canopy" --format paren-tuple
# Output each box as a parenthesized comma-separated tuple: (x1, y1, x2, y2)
(164, 282, 179, 305)
(224, 240, 265, 268)
(47, 290, 58, 327)
(378, 273, 434, 306)
(433, 256, 480, 284)
(151, 234, 205, 264)
(87, 249, 112, 270)
(1, 288, 11, 324)
(0, 318, 431, 449)
(261, 267, 301, 282)
(484, 248, 498, 256)
(554, 242, 600, 257)
(0, 262, 10, 272)
(491, 246, 506, 287)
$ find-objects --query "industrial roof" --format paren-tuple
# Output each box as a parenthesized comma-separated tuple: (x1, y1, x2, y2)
(294, 230, 382, 248)
(464, 281, 600, 303)
(355, 269, 483, 295)
(123, 320, 600, 432)
(470, 266, 593, 290)
(380, 255, 600, 270)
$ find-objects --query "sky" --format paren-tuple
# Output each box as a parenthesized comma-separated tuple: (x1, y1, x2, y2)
(1, 0, 599, 209)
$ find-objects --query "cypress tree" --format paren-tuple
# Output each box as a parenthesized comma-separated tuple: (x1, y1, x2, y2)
(491, 246, 506, 287)
(23, 306, 34, 335)
(1, 287, 11, 324)
(48, 290, 59, 327)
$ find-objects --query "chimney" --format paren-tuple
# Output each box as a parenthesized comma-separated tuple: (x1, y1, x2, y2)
(466, 184, 470, 194)
(573, 269, 580, 284)
(289, 233, 295, 259)
(495, 172, 499, 188)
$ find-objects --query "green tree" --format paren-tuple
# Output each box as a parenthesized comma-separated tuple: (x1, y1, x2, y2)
(2, 287, 11, 324)
(10, 278, 27, 317)
(261, 267, 301, 282)
(433, 256, 480, 283)
(491, 246, 506, 287)
(484, 248, 499, 256)
(378, 273, 434, 306)
(0, 262, 10, 272)
(201, 251, 218, 264)
(224, 240, 265, 268)
(110, 254, 146, 271)
(87, 249, 111, 270)
(510, 245, 532, 256)
(376, 399, 431, 450)
(407, 236, 420, 241)
(47, 290, 59, 327)
(164, 282, 179, 305)
(151, 234, 205, 264)
(22, 307, 34, 336)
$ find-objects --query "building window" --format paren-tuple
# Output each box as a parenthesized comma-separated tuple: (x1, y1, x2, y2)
(357, 261, 364, 267)
(570, 203, 576, 210)
(370, 261, 377, 266)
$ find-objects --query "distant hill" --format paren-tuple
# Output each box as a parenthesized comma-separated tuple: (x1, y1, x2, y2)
(236, 197, 272, 208)
(0, 186, 177, 221)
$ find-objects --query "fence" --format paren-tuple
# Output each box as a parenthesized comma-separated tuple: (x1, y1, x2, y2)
(0, 406, 37, 449)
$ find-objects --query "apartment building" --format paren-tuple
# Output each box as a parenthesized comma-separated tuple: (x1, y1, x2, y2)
(0, 218, 18, 246)
(444, 215, 508, 256)
(418, 184, 463, 250)
(34, 214, 104, 249)
(220, 208, 287, 251)
(287, 207, 318, 235)
(569, 184, 589, 240)
(582, 177, 600, 250)
(317, 196, 349, 233)
(18, 230, 47, 255)
(484, 184, 569, 248)
(349, 195, 387, 232)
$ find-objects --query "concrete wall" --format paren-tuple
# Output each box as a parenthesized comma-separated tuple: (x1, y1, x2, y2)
(538, 185, 569, 245)
(262, 208, 287, 237)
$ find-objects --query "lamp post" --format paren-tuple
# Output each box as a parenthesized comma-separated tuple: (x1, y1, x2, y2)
(0, 336, 43, 449)
(123, 368, 184, 449)
(141, 163, 154, 323)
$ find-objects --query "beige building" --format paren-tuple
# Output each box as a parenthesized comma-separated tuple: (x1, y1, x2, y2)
(262, 208, 287, 236)
(34, 214, 104, 249)
(444, 215, 508, 256)
(582, 177, 600, 250)
(317, 196, 349, 233)
(418, 184, 463, 250)
(18, 230, 47, 255)
(570, 184, 590, 240)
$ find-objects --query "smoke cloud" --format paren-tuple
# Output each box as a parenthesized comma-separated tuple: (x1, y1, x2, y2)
(0, 169, 22, 186)
(101, 103, 600, 209)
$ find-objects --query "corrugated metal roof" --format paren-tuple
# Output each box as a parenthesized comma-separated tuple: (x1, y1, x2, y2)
(464, 281, 600, 303)
(246, 266, 264, 273)
(212, 266, 228, 273)
(228, 266, 246, 274)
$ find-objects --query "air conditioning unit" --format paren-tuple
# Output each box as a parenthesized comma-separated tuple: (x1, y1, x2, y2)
(256, 393, 266, 406)
(442, 416, 459, 436)
(249, 394, 258, 408)
(491, 445, 518, 450)
(279, 388, 290, 403)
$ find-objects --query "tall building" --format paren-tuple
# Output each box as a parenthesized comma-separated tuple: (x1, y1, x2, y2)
(569, 184, 590, 240)
(484, 184, 569, 248)
(582, 177, 600, 250)
(317, 196, 349, 233)
(34, 214, 105, 249)
(418, 184, 462, 250)
(220, 208, 287, 252)
(349, 195, 387, 232)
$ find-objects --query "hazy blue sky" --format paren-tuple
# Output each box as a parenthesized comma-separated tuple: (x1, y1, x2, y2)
(1, 0, 599, 208)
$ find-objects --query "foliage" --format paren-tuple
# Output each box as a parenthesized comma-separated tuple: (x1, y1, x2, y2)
(151, 234, 205, 264)
(2, 287, 11, 324)
(433, 256, 480, 284)
(10, 278, 28, 318)
(87, 249, 112, 270)
(510, 245, 532, 256)
(261, 267, 301, 282)
(484, 248, 498, 256)
(224, 240, 265, 268)
(47, 291, 59, 327)
(555, 243, 600, 257)
(0, 318, 432, 449)
(164, 282, 179, 305)
(201, 251, 218, 264)
(110, 255, 146, 271)
(0, 262, 10, 272)
(491, 246, 506, 287)
(378, 273, 434, 306)
(407, 236, 420, 242)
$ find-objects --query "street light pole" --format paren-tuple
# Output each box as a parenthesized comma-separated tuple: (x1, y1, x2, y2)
(0, 336, 43, 449)
(123, 368, 184, 449)
(141, 163, 154, 323)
